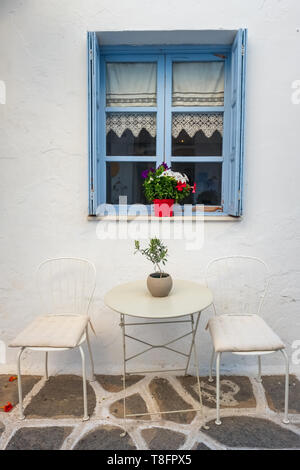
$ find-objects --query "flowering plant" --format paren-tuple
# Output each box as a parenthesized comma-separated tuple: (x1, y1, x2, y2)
(142, 163, 196, 203)
(0, 402, 13, 412)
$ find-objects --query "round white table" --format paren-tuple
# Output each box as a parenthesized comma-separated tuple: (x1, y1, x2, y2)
(104, 279, 213, 319)
(104, 280, 213, 429)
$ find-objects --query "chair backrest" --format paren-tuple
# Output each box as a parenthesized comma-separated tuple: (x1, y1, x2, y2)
(205, 256, 269, 316)
(36, 257, 96, 316)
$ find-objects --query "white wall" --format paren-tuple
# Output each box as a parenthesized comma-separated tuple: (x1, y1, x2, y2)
(0, 0, 300, 376)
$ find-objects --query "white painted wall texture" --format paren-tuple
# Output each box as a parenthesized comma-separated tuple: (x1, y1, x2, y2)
(0, 0, 300, 375)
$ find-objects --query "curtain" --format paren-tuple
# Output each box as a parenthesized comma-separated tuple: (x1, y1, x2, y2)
(106, 62, 157, 107)
(106, 113, 156, 137)
(172, 113, 223, 138)
(172, 61, 224, 106)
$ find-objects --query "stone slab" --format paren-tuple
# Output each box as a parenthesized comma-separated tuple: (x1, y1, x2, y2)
(203, 416, 300, 449)
(193, 442, 210, 450)
(5, 426, 72, 450)
(74, 425, 136, 450)
(141, 427, 186, 450)
(177, 375, 256, 409)
(262, 375, 300, 414)
(110, 393, 150, 420)
(24, 375, 96, 418)
(0, 375, 41, 410)
(149, 377, 195, 424)
(96, 374, 144, 393)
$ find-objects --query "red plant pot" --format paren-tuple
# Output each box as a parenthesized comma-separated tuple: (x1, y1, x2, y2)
(153, 199, 175, 217)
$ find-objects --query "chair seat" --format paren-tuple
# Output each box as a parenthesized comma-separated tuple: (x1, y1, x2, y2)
(9, 315, 89, 349)
(207, 314, 285, 353)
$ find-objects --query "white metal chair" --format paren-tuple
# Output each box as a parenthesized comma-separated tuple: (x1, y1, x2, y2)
(9, 257, 96, 421)
(205, 256, 289, 425)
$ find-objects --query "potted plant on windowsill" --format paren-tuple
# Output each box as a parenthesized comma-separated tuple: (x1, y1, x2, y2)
(134, 238, 172, 297)
(142, 163, 196, 217)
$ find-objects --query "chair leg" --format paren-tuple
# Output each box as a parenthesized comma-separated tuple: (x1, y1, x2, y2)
(208, 349, 215, 382)
(45, 352, 49, 380)
(86, 327, 95, 381)
(257, 355, 262, 383)
(17, 347, 25, 420)
(215, 352, 221, 425)
(79, 345, 89, 421)
(280, 349, 289, 424)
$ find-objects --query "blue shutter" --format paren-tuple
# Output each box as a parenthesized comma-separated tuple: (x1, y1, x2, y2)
(227, 29, 247, 216)
(87, 32, 100, 215)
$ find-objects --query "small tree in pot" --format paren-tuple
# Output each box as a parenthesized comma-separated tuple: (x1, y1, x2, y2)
(134, 238, 173, 297)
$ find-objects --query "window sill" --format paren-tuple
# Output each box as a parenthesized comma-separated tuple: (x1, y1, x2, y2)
(87, 214, 242, 222)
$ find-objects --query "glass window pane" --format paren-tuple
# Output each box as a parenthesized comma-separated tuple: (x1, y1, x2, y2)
(106, 162, 155, 205)
(172, 61, 224, 107)
(106, 62, 157, 107)
(172, 113, 223, 156)
(172, 162, 222, 205)
(106, 113, 156, 156)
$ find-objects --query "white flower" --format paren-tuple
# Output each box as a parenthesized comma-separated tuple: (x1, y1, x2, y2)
(158, 169, 189, 184)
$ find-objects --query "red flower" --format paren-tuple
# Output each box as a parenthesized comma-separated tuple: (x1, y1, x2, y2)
(192, 183, 197, 193)
(9, 376, 17, 382)
(176, 182, 186, 192)
(1, 402, 13, 412)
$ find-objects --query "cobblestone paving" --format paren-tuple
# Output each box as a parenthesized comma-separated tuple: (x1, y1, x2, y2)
(0, 373, 299, 450)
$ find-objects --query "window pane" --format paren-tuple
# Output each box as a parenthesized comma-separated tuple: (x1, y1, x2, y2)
(106, 62, 157, 107)
(106, 113, 156, 156)
(172, 113, 223, 156)
(106, 162, 155, 205)
(172, 61, 224, 106)
(172, 162, 222, 205)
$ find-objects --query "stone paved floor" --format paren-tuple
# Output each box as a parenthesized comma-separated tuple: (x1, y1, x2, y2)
(0, 373, 300, 450)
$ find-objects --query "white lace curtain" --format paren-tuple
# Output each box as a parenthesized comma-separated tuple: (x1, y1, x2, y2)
(106, 62, 157, 107)
(172, 113, 223, 138)
(106, 113, 156, 137)
(106, 112, 223, 138)
(172, 61, 224, 106)
(106, 61, 224, 138)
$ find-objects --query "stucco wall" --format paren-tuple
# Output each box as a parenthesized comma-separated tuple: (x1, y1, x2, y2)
(0, 0, 300, 375)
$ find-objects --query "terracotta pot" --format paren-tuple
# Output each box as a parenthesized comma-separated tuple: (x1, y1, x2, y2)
(147, 273, 173, 297)
(153, 199, 174, 217)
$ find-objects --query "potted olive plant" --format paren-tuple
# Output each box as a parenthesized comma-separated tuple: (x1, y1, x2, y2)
(134, 238, 173, 297)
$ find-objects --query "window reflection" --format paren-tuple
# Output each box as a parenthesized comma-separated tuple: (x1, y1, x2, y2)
(172, 162, 222, 205)
(106, 162, 155, 205)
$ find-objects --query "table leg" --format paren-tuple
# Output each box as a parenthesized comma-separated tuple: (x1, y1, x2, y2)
(191, 312, 209, 430)
(184, 312, 200, 375)
(120, 313, 127, 437)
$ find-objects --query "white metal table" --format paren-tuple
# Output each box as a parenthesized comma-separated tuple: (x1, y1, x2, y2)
(104, 280, 213, 430)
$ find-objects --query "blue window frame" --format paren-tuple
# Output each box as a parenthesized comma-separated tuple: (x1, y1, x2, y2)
(87, 30, 247, 216)
(99, 54, 164, 207)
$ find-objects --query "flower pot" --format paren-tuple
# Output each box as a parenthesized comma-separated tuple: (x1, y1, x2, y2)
(153, 199, 174, 217)
(147, 273, 173, 297)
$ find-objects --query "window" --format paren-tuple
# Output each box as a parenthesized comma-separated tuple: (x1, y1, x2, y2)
(87, 30, 247, 216)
